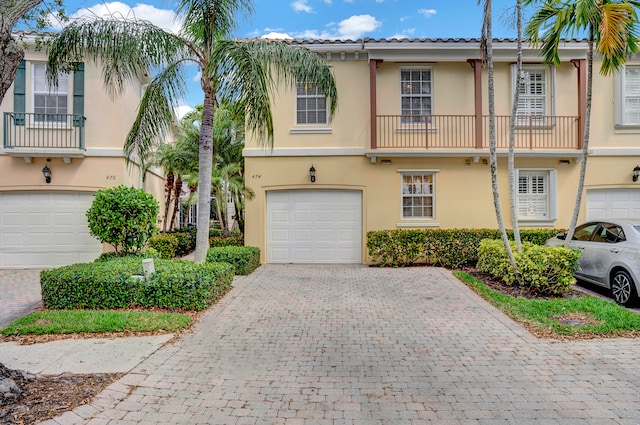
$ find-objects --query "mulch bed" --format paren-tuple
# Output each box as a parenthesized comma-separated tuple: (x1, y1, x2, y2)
(1, 371, 123, 425)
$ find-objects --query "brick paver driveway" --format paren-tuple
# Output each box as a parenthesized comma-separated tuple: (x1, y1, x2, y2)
(52, 265, 640, 424)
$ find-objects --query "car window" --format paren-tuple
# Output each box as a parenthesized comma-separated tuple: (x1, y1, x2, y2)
(573, 223, 599, 241)
(592, 223, 625, 243)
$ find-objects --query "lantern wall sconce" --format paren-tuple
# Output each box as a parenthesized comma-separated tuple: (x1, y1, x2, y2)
(42, 163, 52, 184)
(633, 166, 640, 182)
(309, 165, 316, 183)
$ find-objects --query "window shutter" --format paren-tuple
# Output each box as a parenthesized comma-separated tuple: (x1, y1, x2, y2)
(73, 62, 84, 127)
(13, 61, 26, 125)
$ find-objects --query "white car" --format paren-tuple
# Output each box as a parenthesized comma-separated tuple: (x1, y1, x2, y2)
(546, 219, 640, 306)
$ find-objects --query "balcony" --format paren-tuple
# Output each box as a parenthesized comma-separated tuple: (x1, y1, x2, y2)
(3, 112, 86, 163)
(374, 115, 580, 153)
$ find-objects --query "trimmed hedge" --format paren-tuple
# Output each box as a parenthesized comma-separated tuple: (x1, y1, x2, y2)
(171, 231, 195, 256)
(209, 235, 244, 247)
(41, 257, 234, 311)
(147, 234, 179, 259)
(477, 239, 581, 296)
(135, 261, 234, 310)
(206, 246, 260, 275)
(367, 228, 562, 268)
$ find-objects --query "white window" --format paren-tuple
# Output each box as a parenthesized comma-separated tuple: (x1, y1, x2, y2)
(401, 69, 432, 124)
(616, 65, 640, 126)
(516, 169, 557, 222)
(511, 65, 556, 127)
(33, 63, 69, 123)
(296, 81, 327, 125)
(516, 68, 546, 116)
(401, 172, 434, 218)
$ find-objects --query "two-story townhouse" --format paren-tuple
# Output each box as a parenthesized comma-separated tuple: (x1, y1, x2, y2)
(0, 33, 165, 269)
(243, 37, 625, 264)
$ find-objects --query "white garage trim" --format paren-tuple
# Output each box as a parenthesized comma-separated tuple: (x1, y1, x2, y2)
(586, 189, 640, 220)
(266, 190, 362, 264)
(0, 191, 103, 269)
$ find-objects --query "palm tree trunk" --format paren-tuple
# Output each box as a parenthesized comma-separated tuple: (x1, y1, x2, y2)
(484, 0, 519, 279)
(170, 176, 182, 231)
(565, 31, 594, 244)
(508, 0, 523, 251)
(194, 89, 215, 264)
(162, 172, 174, 232)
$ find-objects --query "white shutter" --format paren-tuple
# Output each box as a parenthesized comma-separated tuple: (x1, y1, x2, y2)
(517, 171, 549, 219)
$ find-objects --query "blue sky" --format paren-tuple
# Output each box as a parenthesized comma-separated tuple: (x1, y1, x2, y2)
(59, 0, 522, 113)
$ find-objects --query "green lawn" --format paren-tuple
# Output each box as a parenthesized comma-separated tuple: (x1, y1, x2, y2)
(1, 310, 192, 336)
(454, 271, 640, 338)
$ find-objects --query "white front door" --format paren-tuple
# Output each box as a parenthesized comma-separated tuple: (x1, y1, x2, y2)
(586, 189, 640, 220)
(0, 192, 102, 269)
(266, 190, 362, 263)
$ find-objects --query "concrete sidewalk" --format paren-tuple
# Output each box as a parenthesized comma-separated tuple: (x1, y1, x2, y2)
(37, 265, 640, 424)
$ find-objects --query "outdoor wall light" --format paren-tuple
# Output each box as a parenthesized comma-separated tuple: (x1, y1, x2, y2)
(309, 165, 316, 183)
(633, 166, 640, 182)
(42, 164, 52, 184)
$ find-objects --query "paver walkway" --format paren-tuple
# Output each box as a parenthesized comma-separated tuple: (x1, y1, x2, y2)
(0, 269, 42, 329)
(40, 265, 640, 424)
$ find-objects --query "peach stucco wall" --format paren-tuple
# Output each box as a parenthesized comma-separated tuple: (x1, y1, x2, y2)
(0, 47, 166, 226)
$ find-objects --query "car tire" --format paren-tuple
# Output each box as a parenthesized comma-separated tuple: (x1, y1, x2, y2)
(611, 270, 637, 307)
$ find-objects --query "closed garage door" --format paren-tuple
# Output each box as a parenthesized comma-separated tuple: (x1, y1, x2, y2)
(0, 192, 102, 269)
(586, 189, 640, 220)
(267, 190, 362, 263)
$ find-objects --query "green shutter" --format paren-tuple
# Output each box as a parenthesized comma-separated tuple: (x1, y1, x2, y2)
(13, 61, 25, 125)
(73, 62, 84, 127)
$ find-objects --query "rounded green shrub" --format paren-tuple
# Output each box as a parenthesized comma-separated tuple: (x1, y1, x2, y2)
(147, 234, 179, 259)
(86, 185, 159, 256)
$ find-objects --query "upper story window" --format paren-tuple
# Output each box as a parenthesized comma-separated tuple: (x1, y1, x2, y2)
(400, 69, 432, 124)
(512, 65, 555, 125)
(516, 169, 557, 223)
(616, 65, 640, 126)
(33, 63, 69, 123)
(296, 81, 327, 125)
(401, 172, 434, 219)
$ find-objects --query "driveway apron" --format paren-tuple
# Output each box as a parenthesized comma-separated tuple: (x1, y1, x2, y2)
(46, 265, 640, 424)
(0, 269, 42, 329)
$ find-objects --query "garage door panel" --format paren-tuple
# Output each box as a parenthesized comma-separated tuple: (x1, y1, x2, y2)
(293, 210, 312, 223)
(587, 189, 640, 220)
(267, 190, 362, 263)
(0, 192, 102, 269)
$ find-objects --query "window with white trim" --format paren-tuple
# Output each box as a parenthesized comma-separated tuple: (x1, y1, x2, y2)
(296, 81, 327, 125)
(401, 69, 432, 124)
(33, 63, 69, 123)
(516, 169, 557, 221)
(401, 172, 434, 218)
(516, 68, 547, 116)
(616, 65, 640, 125)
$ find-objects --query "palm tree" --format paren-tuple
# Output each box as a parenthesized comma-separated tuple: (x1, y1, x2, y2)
(46, 0, 338, 263)
(508, 0, 524, 251)
(525, 0, 640, 243)
(480, 0, 520, 276)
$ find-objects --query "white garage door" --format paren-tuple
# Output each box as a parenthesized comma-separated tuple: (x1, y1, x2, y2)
(267, 190, 362, 263)
(586, 189, 640, 220)
(0, 192, 102, 269)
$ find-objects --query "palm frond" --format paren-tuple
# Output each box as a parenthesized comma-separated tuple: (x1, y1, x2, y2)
(211, 38, 337, 147)
(47, 16, 190, 96)
(124, 61, 189, 162)
(177, 0, 253, 42)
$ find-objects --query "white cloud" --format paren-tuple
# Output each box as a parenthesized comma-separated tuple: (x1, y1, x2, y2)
(61, 1, 182, 33)
(389, 28, 415, 39)
(291, 0, 313, 13)
(192, 71, 201, 82)
(337, 14, 381, 39)
(262, 32, 293, 39)
(174, 105, 194, 120)
(418, 9, 437, 18)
